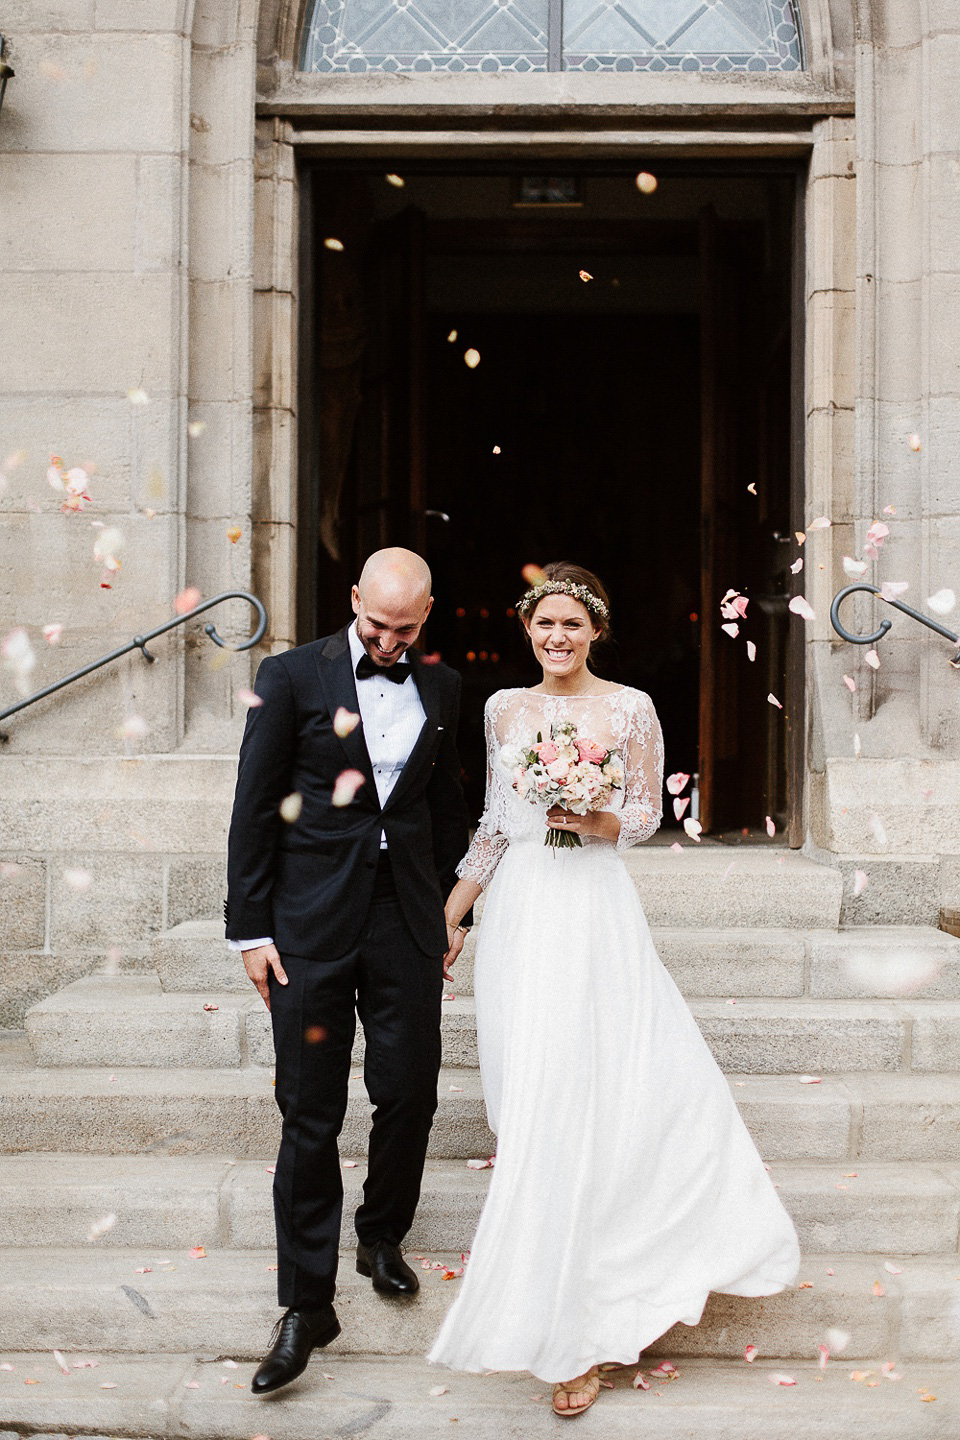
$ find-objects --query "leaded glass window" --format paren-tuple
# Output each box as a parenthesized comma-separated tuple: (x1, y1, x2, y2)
(301, 0, 804, 74)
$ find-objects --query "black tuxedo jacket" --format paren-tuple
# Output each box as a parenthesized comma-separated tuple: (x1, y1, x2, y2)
(225, 627, 471, 961)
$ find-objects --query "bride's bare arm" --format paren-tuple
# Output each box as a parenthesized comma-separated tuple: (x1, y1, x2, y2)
(444, 877, 483, 932)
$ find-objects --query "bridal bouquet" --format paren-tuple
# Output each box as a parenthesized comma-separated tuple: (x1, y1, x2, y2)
(500, 719, 624, 849)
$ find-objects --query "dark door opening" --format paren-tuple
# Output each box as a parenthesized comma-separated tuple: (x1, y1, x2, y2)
(298, 164, 803, 840)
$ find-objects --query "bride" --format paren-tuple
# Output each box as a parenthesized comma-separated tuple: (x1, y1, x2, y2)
(429, 562, 800, 1418)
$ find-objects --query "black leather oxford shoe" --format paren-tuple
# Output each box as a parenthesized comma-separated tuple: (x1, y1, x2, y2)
(356, 1240, 420, 1295)
(250, 1305, 341, 1395)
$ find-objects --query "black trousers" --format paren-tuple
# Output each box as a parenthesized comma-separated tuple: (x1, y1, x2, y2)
(268, 856, 444, 1309)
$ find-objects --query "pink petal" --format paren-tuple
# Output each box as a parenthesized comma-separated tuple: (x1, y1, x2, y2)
(279, 792, 303, 823)
(927, 588, 956, 615)
(666, 771, 690, 796)
(880, 581, 908, 601)
(238, 688, 262, 709)
(342, 1160, 358, 1168)
(673, 796, 690, 821)
(790, 558, 804, 574)
(747, 482, 757, 494)
(788, 595, 816, 621)
(333, 706, 361, 738)
(746, 640, 757, 662)
(818, 1345, 829, 1370)
(866, 521, 890, 543)
(53, 1350, 70, 1374)
(635, 172, 658, 194)
(669, 841, 684, 853)
(579, 269, 593, 282)
(64, 868, 93, 892)
(908, 433, 922, 451)
(744, 1345, 758, 1363)
(765, 815, 776, 837)
(463, 349, 481, 369)
(853, 868, 869, 896)
(799, 1075, 822, 1084)
(683, 818, 702, 843)
(174, 586, 202, 615)
(807, 516, 831, 530)
(843, 556, 868, 577)
(42, 623, 63, 645)
(864, 649, 881, 670)
(332, 769, 365, 808)
(883, 1261, 903, 1274)
(721, 621, 739, 638)
(767, 692, 783, 709)
(652, 1362, 677, 1375)
(842, 675, 856, 692)
(732, 596, 750, 619)
(633, 1370, 651, 1389)
(769, 1373, 797, 1386)
(872, 1280, 885, 1296)
(466, 1158, 493, 1170)
(428, 1385, 450, 1396)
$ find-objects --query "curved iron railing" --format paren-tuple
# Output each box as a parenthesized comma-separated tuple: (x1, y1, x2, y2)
(830, 583, 960, 667)
(0, 590, 267, 740)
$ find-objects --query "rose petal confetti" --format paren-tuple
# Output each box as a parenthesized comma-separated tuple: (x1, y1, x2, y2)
(86, 1212, 117, 1241)
(884, 1261, 903, 1274)
(799, 1075, 822, 1084)
(279, 792, 303, 823)
(100, 1381, 117, 1388)
(2, 626, 37, 695)
(721, 622, 739, 638)
(744, 1345, 758, 1363)
(126, 388, 150, 405)
(118, 714, 149, 741)
(790, 557, 804, 574)
(342, 1159, 358, 1168)
(174, 586, 202, 615)
(323, 237, 345, 251)
(864, 649, 880, 669)
(492, 445, 501, 455)
(203, 1003, 218, 1012)
(908, 433, 922, 451)
(796, 531, 806, 545)
(747, 482, 757, 495)
(238, 688, 263, 708)
(666, 772, 690, 795)
(633, 1370, 651, 1388)
(333, 706, 361, 738)
(872, 1280, 886, 1297)
(386, 173, 405, 187)
(927, 588, 956, 615)
(765, 816, 776, 837)
(578, 269, 593, 282)
(746, 640, 757, 662)
(673, 796, 690, 821)
(226, 526, 242, 544)
(767, 692, 783, 709)
(63, 869, 94, 894)
(466, 1158, 493, 1170)
(880, 581, 908, 602)
(189, 1246, 207, 1259)
(635, 172, 658, 193)
(769, 1373, 797, 1386)
(332, 769, 365, 807)
(842, 674, 856, 692)
(428, 1384, 450, 1396)
(42, 623, 64, 645)
(53, 1350, 70, 1374)
(853, 869, 869, 896)
(683, 818, 702, 843)
(447, 330, 458, 342)
(789, 595, 816, 621)
(808, 516, 831, 531)
(843, 556, 868, 578)
(869, 813, 888, 847)
(464, 348, 481, 369)
(670, 841, 684, 853)
(188, 420, 206, 438)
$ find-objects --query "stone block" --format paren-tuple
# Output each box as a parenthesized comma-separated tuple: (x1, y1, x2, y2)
(189, 277, 252, 405)
(165, 855, 226, 928)
(806, 289, 856, 414)
(692, 1000, 906, 1074)
(25, 975, 249, 1067)
(2, 0, 94, 26)
(730, 1077, 852, 1161)
(855, 1074, 960, 1160)
(0, 273, 181, 395)
(773, 1161, 960, 1254)
(191, 160, 253, 284)
(154, 922, 247, 992)
(874, 46, 923, 167)
(0, 395, 134, 514)
(623, 849, 842, 931)
(252, 288, 294, 412)
(0, 857, 46, 949)
(927, 272, 960, 395)
(871, 277, 924, 406)
(838, 860, 941, 926)
(0, 154, 137, 272)
(873, 163, 924, 285)
(253, 168, 296, 294)
(910, 1005, 960, 1070)
(0, 756, 235, 854)
(3, 33, 185, 155)
(49, 855, 165, 948)
(94, 0, 190, 30)
(926, 31, 960, 157)
(137, 154, 185, 273)
(897, 1262, 960, 1361)
(189, 42, 256, 169)
(652, 929, 805, 998)
(808, 927, 960, 999)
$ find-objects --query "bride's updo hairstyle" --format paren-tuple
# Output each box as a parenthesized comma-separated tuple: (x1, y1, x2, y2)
(517, 561, 613, 647)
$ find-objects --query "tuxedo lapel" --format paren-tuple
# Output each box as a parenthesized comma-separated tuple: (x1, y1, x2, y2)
(381, 649, 439, 814)
(314, 628, 379, 805)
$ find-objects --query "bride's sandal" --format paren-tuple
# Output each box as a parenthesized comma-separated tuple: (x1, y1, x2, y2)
(552, 1366, 601, 1418)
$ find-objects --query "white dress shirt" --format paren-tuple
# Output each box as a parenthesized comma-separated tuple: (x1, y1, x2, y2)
(230, 623, 427, 952)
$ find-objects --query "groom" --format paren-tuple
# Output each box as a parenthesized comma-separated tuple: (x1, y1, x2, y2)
(225, 548, 471, 1395)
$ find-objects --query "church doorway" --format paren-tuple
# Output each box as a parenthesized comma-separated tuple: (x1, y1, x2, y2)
(297, 161, 804, 841)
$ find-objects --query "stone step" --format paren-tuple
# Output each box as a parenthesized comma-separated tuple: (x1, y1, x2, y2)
(3, 1352, 958, 1440)
(154, 920, 960, 1003)
(0, 1246, 956, 1362)
(2, 1154, 958, 1257)
(622, 846, 843, 928)
(3, 1033, 960, 1162)
(25, 975, 960, 1075)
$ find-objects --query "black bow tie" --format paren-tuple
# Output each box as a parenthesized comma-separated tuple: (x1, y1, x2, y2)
(356, 653, 410, 684)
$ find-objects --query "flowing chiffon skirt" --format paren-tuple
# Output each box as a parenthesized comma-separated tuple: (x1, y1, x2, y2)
(428, 838, 801, 1382)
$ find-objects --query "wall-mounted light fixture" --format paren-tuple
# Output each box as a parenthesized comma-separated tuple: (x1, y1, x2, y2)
(0, 36, 15, 117)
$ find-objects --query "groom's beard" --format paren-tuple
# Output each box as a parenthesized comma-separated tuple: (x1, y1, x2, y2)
(355, 620, 415, 666)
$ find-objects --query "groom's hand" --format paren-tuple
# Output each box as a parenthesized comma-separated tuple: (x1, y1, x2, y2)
(443, 923, 465, 983)
(241, 942, 288, 1011)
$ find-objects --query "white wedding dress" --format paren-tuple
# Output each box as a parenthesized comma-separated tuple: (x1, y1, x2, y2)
(428, 686, 800, 1383)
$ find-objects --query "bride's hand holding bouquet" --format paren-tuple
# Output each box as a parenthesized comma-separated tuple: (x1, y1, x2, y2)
(500, 718, 625, 849)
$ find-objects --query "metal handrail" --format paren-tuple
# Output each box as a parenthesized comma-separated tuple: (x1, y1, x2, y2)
(830, 583, 960, 667)
(0, 590, 268, 739)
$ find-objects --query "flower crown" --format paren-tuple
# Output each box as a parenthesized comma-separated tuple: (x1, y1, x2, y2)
(516, 579, 610, 621)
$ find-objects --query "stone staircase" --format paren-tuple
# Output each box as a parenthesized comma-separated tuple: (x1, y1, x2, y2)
(2, 847, 960, 1436)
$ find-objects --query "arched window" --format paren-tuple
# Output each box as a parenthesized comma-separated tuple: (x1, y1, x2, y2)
(301, 0, 804, 75)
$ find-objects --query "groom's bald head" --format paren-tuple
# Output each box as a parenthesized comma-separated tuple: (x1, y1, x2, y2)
(351, 548, 433, 666)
